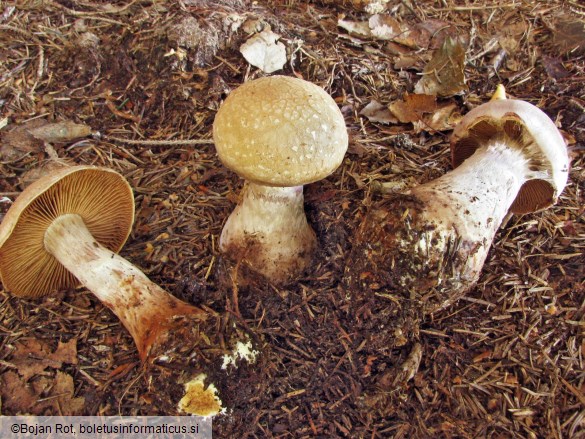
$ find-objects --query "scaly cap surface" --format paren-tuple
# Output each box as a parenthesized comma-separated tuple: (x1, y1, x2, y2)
(213, 75, 348, 187)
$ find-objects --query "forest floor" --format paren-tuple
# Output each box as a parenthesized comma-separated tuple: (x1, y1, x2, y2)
(0, 0, 584, 437)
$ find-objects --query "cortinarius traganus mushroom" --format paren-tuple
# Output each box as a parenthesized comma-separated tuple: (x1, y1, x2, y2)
(0, 165, 261, 416)
(346, 86, 569, 314)
(0, 165, 206, 362)
(213, 75, 348, 284)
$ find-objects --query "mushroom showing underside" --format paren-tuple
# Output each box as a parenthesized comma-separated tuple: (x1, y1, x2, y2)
(213, 75, 348, 284)
(345, 86, 569, 315)
(0, 165, 256, 416)
(344, 86, 570, 407)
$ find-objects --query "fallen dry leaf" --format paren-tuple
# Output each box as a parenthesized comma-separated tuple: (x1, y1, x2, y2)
(337, 18, 371, 38)
(27, 121, 92, 143)
(542, 55, 571, 81)
(410, 19, 460, 49)
(10, 339, 62, 381)
(494, 14, 528, 56)
(369, 14, 402, 40)
(0, 120, 45, 161)
(18, 159, 72, 190)
(498, 35, 520, 55)
(388, 93, 437, 123)
(0, 370, 86, 415)
(338, 14, 404, 41)
(345, 0, 390, 13)
(360, 100, 398, 124)
(412, 102, 461, 133)
(51, 339, 79, 365)
(553, 19, 585, 55)
(35, 371, 85, 415)
(393, 54, 423, 70)
(240, 28, 287, 73)
(0, 371, 39, 413)
(31, 376, 53, 396)
(8, 338, 78, 381)
(414, 36, 467, 97)
(0, 119, 91, 162)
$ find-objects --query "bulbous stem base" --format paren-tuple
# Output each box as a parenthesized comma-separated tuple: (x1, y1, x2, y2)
(220, 182, 317, 284)
(44, 213, 206, 361)
(346, 141, 529, 314)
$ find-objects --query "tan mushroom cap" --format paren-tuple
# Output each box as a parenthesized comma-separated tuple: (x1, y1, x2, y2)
(0, 165, 135, 297)
(213, 75, 349, 187)
(451, 98, 569, 214)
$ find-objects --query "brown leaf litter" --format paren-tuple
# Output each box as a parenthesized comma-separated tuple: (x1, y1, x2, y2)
(0, 0, 584, 437)
(0, 337, 83, 414)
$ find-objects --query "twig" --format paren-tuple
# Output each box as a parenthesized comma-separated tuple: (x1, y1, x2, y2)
(46, 0, 129, 24)
(0, 24, 36, 40)
(104, 91, 141, 123)
(37, 46, 44, 81)
(432, 3, 519, 11)
(0, 60, 28, 84)
(560, 376, 585, 407)
(103, 135, 214, 146)
(230, 263, 242, 319)
(72, 0, 140, 14)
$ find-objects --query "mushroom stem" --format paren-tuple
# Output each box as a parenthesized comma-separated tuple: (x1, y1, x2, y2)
(411, 140, 529, 258)
(43, 213, 205, 362)
(347, 139, 531, 313)
(220, 182, 316, 284)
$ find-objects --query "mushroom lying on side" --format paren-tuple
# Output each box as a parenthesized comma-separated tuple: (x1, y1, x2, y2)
(0, 165, 257, 416)
(346, 86, 569, 314)
(0, 165, 205, 361)
(213, 75, 348, 284)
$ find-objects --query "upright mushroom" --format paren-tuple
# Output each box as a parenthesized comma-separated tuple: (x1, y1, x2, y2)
(213, 75, 348, 284)
(346, 86, 569, 314)
(0, 165, 259, 416)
